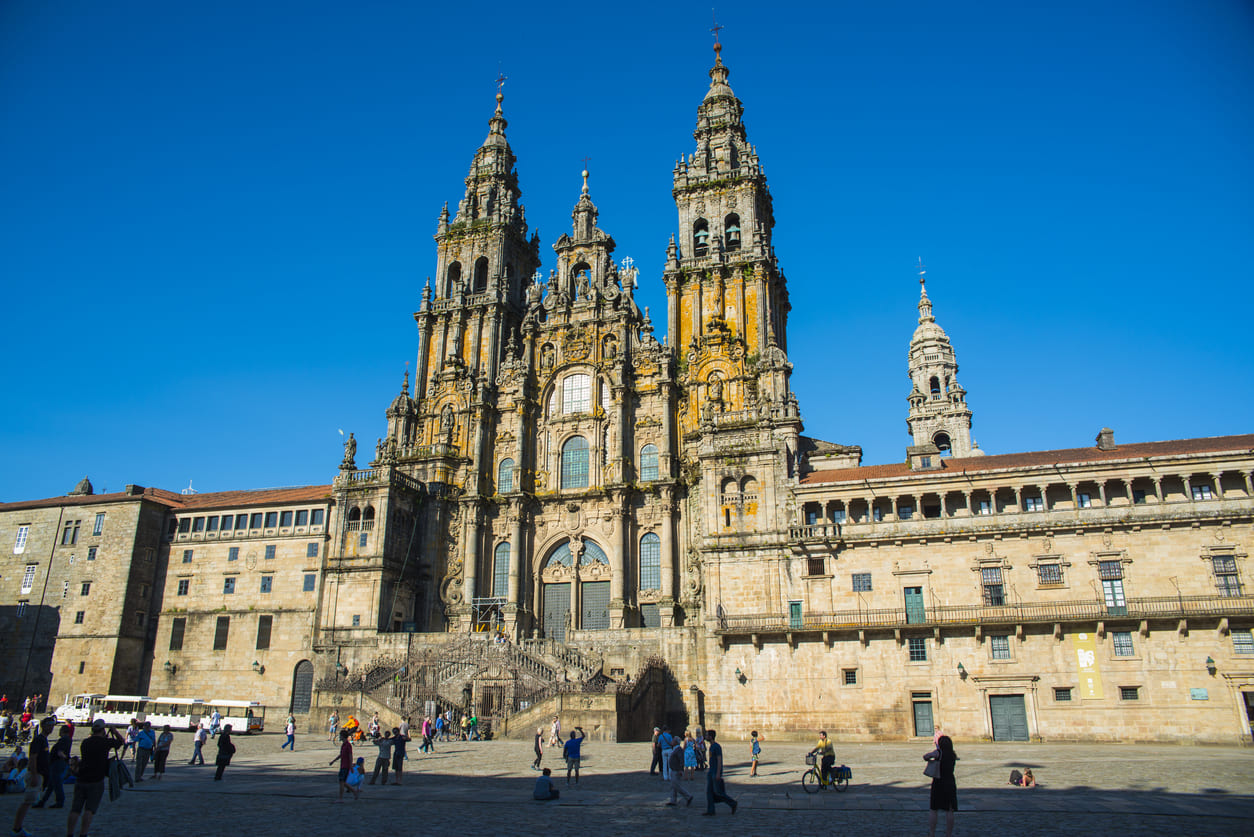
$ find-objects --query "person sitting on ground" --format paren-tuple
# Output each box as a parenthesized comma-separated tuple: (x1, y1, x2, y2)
(533, 766, 560, 800)
(1022, 768, 1036, 788)
(2, 757, 28, 794)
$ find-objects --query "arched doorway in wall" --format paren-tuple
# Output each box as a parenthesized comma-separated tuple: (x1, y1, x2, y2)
(290, 660, 314, 714)
(539, 538, 612, 641)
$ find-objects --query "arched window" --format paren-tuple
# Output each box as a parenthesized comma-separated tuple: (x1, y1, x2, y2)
(640, 533, 661, 590)
(934, 432, 952, 455)
(561, 436, 589, 489)
(930, 376, 942, 399)
(473, 257, 489, 293)
(547, 538, 608, 568)
(348, 507, 362, 522)
(363, 506, 375, 521)
(492, 542, 510, 598)
(724, 213, 741, 251)
(693, 219, 710, 257)
(445, 262, 461, 297)
(497, 458, 515, 493)
(562, 374, 590, 413)
(640, 444, 659, 481)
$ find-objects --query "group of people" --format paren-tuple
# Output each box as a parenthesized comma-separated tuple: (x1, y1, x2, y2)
(328, 720, 410, 802)
(643, 724, 736, 814)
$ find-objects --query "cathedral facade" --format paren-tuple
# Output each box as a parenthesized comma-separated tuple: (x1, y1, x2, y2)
(3, 45, 1253, 744)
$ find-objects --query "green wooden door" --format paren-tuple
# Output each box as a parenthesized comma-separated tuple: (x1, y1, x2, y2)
(989, 694, 1029, 741)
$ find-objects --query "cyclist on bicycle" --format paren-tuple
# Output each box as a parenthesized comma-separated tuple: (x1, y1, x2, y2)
(809, 730, 835, 784)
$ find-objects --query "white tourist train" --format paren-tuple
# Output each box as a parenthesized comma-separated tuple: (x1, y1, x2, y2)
(53, 694, 265, 733)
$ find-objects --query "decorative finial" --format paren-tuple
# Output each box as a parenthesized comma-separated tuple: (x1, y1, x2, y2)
(494, 70, 507, 113)
(710, 9, 724, 61)
(581, 156, 591, 195)
(402, 365, 410, 395)
(917, 257, 935, 323)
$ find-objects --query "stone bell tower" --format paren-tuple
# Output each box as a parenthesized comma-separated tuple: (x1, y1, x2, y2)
(906, 263, 974, 457)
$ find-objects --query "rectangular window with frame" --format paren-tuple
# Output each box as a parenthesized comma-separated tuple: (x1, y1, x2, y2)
(311, 509, 325, 526)
(265, 544, 276, 560)
(213, 616, 230, 650)
(192, 517, 206, 533)
(264, 511, 278, 528)
(62, 520, 80, 545)
(898, 505, 914, 520)
(359, 533, 368, 548)
(806, 557, 825, 576)
(295, 510, 309, 527)
(207, 515, 219, 532)
(250, 513, 263, 529)
(1192, 484, 1213, 501)
(852, 573, 873, 592)
(182, 549, 193, 564)
(303, 573, 316, 592)
(1037, 563, 1063, 585)
(981, 567, 1005, 606)
(1232, 629, 1254, 656)
(1113, 631, 1135, 657)
(1054, 687, 1072, 702)
(280, 511, 293, 527)
(229, 547, 239, 562)
(74, 610, 85, 624)
(1213, 556, 1242, 597)
(843, 668, 858, 686)
(977, 499, 992, 515)
(908, 637, 928, 662)
(20, 563, 37, 594)
(1132, 489, 1146, 504)
(135, 611, 146, 627)
(256, 614, 272, 650)
(260, 576, 273, 594)
(307, 542, 319, 558)
(1024, 496, 1044, 512)
(1119, 686, 1139, 701)
(177, 579, 190, 596)
(80, 581, 91, 596)
(351, 614, 361, 627)
(93, 513, 105, 536)
(169, 617, 186, 651)
(16, 601, 27, 618)
(223, 577, 236, 594)
(990, 635, 1011, 660)
(62, 580, 69, 598)
(178, 518, 191, 534)
(1100, 560, 1126, 614)
(14, 525, 30, 554)
(1078, 492, 1092, 509)
(87, 546, 97, 561)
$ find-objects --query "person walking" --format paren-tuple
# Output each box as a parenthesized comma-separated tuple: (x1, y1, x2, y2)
(189, 721, 208, 765)
(66, 720, 123, 837)
(562, 726, 585, 786)
(213, 724, 235, 781)
(281, 717, 296, 751)
(390, 726, 407, 785)
(702, 729, 737, 816)
(665, 741, 693, 806)
(34, 723, 73, 808)
(122, 719, 138, 761)
(209, 709, 222, 739)
(548, 715, 561, 747)
(153, 725, 174, 780)
(434, 713, 445, 743)
(925, 734, 958, 837)
(327, 711, 339, 742)
(420, 716, 434, 754)
(330, 729, 353, 803)
(749, 730, 761, 777)
(134, 721, 156, 781)
(11, 717, 52, 837)
(532, 728, 544, 771)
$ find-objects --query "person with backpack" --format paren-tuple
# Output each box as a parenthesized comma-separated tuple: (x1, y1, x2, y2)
(665, 739, 693, 806)
(189, 722, 208, 765)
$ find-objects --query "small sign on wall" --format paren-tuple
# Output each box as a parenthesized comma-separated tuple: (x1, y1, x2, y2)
(1190, 688, 1209, 701)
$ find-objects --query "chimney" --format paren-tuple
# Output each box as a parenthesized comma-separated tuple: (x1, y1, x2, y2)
(1095, 428, 1116, 451)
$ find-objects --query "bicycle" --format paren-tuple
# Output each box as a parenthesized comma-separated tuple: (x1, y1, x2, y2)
(801, 753, 850, 793)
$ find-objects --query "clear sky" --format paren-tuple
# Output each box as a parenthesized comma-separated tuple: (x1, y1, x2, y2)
(2, 0, 1252, 501)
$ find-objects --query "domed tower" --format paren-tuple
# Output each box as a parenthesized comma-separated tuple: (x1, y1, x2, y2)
(906, 263, 974, 457)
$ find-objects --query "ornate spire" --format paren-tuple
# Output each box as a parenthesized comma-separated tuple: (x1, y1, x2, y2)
(917, 257, 934, 323)
(906, 261, 974, 457)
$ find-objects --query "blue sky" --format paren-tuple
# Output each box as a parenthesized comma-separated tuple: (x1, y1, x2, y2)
(2, 0, 1252, 501)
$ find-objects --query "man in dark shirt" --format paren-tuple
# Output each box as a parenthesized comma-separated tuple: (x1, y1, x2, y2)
(11, 716, 53, 837)
(34, 723, 73, 808)
(67, 719, 123, 837)
(702, 729, 737, 816)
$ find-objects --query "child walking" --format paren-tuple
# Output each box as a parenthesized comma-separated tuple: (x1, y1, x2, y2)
(750, 730, 761, 776)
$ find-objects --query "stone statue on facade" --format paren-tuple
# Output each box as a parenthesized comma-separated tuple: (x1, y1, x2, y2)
(341, 432, 357, 469)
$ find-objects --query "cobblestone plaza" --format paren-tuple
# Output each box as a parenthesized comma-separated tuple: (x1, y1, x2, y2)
(4, 734, 1252, 836)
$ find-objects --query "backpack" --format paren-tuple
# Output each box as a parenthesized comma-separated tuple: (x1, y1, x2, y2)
(1009, 769, 1023, 786)
(668, 746, 684, 772)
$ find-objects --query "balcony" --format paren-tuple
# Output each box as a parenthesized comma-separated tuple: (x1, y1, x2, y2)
(715, 594, 1254, 640)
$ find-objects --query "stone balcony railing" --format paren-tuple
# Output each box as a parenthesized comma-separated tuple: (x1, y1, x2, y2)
(715, 594, 1254, 637)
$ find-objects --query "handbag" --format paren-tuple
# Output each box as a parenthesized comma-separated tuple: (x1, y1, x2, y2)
(923, 759, 940, 778)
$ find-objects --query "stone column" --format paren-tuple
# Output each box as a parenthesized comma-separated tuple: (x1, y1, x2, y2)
(1153, 477, 1164, 503)
(1097, 482, 1108, 507)
(962, 490, 973, 517)
(1183, 475, 1194, 500)
(1211, 472, 1225, 499)
(462, 502, 481, 626)
(659, 488, 676, 624)
(508, 509, 524, 628)
(611, 503, 630, 627)
(415, 314, 431, 402)
(1243, 471, 1253, 497)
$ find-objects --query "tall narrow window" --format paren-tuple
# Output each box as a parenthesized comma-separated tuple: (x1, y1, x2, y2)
(990, 635, 1011, 660)
(493, 543, 510, 598)
(213, 616, 230, 650)
(497, 458, 515, 493)
(223, 577, 236, 594)
(1112, 631, 1135, 657)
(981, 567, 1005, 606)
(445, 261, 461, 297)
(265, 545, 276, 560)
(14, 525, 29, 554)
(280, 511, 294, 527)
(473, 256, 489, 293)
(562, 374, 590, 413)
(296, 510, 309, 526)
(265, 512, 278, 528)
(93, 513, 105, 536)
(693, 218, 710, 256)
(260, 576, 273, 594)
(561, 436, 589, 489)
(1100, 560, 1126, 615)
(169, 617, 186, 651)
(307, 542, 319, 558)
(228, 547, 239, 562)
(20, 564, 36, 594)
(640, 533, 661, 590)
(724, 213, 741, 251)
(639, 445, 659, 481)
(1213, 556, 1242, 596)
(256, 615, 273, 650)
(312, 509, 325, 526)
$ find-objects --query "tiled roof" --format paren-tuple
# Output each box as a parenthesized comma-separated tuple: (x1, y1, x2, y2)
(799, 434, 1254, 486)
(0, 484, 332, 513)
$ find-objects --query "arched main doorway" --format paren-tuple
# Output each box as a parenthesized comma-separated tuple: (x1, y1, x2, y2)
(539, 538, 611, 641)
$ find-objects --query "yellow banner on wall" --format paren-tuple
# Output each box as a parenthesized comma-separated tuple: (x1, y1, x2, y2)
(1073, 632, 1104, 699)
